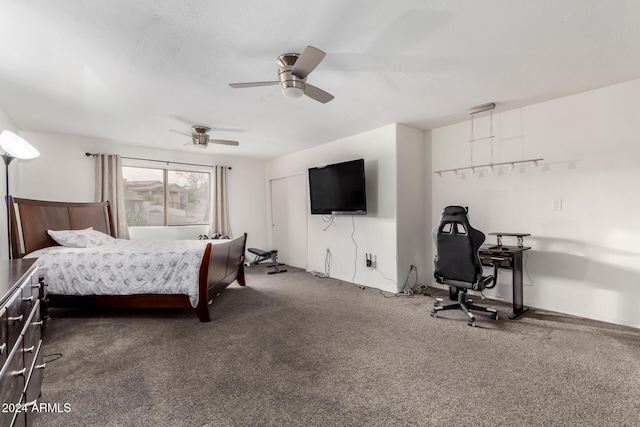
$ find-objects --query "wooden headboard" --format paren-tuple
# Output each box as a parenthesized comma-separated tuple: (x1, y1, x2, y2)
(9, 196, 116, 259)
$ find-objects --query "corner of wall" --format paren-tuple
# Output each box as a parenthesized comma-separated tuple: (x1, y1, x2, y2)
(395, 124, 428, 291)
(423, 129, 433, 283)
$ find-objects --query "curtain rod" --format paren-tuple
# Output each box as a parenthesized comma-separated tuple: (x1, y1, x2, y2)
(85, 152, 231, 170)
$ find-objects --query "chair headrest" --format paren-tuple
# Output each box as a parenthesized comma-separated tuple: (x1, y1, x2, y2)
(442, 205, 468, 217)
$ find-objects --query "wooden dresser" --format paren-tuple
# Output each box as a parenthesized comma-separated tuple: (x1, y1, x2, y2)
(0, 259, 44, 427)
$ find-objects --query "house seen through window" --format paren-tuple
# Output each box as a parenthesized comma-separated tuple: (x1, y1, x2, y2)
(122, 166, 210, 226)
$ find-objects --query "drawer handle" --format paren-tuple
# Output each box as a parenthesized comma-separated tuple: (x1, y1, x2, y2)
(24, 346, 35, 353)
(35, 363, 46, 370)
(23, 296, 34, 302)
(32, 320, 44, 326)
(31, 284, 40, 289)
(0, 343, 5, 355)
(11, 368, 26, 377)
(26, 399, 38, 408)
(8, 314, 23, 322)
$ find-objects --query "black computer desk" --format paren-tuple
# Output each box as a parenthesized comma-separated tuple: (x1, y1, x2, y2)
(479, 232, 531, 319)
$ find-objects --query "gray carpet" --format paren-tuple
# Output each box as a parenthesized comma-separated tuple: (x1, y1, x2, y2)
(35, 264, 640, 426)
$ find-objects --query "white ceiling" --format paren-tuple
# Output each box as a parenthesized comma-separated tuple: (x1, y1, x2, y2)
(1, 0, 640, 159)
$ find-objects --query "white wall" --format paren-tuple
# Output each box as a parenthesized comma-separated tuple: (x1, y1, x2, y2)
(396, 124, 428, 290)
(11, 132, 268, 251)
(430, 78, 640, 328)
(267, 124, 399, 292)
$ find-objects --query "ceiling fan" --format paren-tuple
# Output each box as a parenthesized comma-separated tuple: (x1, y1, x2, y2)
(170, 126, 239, 148)
(229, 45, 334, 103)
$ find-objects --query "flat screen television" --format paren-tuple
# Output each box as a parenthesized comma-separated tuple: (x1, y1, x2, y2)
(308, 159, 366, 215)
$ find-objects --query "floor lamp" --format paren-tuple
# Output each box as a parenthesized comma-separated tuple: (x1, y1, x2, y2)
(0, 130, 40, 258)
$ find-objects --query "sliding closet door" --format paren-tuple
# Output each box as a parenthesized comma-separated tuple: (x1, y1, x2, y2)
(270, 174, 307, 269)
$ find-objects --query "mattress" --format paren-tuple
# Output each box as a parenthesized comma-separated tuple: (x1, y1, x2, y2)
(25, 239, 227, 308)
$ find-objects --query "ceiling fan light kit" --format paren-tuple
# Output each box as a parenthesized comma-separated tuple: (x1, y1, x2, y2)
(282, 87, 304, 98)
(282, 86, 304, 99)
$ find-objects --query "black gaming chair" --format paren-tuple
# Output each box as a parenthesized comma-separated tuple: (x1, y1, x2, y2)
(432, 206, 499, 326)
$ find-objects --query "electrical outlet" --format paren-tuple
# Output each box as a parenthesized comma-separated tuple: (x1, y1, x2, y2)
(366, 253, 374, 268)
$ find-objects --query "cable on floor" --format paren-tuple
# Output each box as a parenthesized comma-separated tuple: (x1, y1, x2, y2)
(43, 353, 63, 363)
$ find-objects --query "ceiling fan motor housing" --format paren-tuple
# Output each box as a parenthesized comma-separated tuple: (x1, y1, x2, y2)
(191, 126, 211, 146)
(277, 54, 306, 94)
(192, 134, 209, 146)
(278, 67, 305, 90)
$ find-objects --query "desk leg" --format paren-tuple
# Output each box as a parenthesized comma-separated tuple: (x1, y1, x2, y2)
(509, 251, 529, 319)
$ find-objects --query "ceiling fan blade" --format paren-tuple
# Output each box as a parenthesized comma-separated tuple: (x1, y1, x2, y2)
(229, 81, 279, 88)
(171, 129, 192, 137)
(304, 84, 334, 103)
(291, 46, 326, 79)
(210, 139, 239, 146)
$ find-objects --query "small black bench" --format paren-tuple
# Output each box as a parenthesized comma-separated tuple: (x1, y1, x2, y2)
(248, 248, 287, 274)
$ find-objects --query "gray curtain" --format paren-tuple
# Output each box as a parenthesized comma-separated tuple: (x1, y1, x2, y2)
(210, 165, 232, 238)
(95, 153, 129, 239)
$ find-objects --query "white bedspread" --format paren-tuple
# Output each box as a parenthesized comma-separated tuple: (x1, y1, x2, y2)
(25, 240, 222, 308)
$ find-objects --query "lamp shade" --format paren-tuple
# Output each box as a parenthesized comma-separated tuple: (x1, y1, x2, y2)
(0, 130, 39, 160)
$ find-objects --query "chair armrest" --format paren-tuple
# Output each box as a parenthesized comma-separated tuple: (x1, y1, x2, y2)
(483, 263, 500, 289)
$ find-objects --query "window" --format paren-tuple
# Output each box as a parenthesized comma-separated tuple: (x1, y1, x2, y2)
(122, 167, 210, 226)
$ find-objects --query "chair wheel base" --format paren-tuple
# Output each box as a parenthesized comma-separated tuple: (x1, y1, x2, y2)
(431, 290, 499, 326)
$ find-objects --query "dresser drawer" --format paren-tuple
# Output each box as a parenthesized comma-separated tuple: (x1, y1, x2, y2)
(0, 335, 26, 427)
(0, 306, 7, 367)
(22, 300, 41, 375)
(4, 291, 26, 357)
(20, 283, 38, 312)
(25, 340, 44, 408)
(18, 271, 38, 323)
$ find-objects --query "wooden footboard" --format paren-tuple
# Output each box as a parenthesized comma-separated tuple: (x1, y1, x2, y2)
(196, 233, 247, 322)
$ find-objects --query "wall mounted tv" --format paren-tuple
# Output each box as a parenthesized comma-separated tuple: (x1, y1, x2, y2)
(308, 159, 367, 215)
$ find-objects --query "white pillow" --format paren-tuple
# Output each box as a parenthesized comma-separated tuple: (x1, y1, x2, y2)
(83, 229, 117, 247)
(47, 228, 93, 248)
(47, 228, 116, 248)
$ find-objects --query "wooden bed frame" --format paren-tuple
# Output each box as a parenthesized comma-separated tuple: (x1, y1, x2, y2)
(9, 196, 247, 322)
